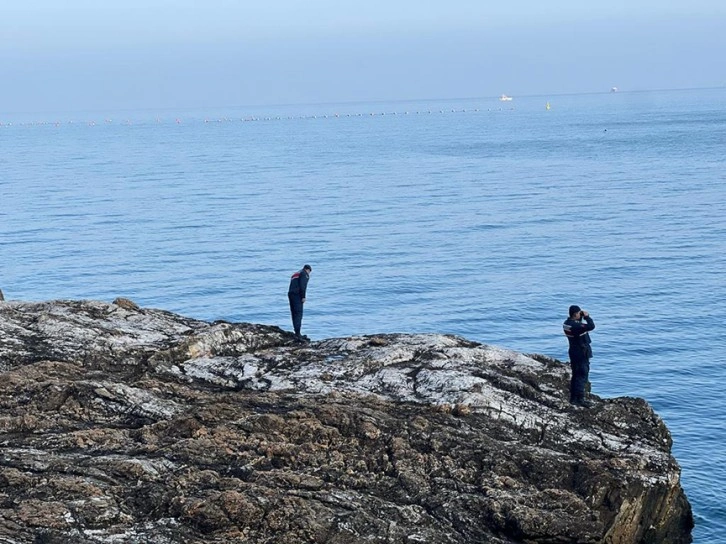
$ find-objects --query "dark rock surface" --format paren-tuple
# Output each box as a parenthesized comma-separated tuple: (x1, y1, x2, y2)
(0, 300, 693, 543)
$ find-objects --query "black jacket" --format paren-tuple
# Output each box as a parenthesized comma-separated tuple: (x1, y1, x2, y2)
(563, 315, 595, 360)
(288, 269, 310, 299)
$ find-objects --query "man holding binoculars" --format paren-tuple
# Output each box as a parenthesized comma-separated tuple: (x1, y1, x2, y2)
(563, 305, 595, 407)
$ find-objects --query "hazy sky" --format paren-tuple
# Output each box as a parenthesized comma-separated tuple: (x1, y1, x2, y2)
(2, 0, 725, 113)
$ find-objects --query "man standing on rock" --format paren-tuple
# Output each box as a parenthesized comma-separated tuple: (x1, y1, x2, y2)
(563, 305, 595, 407)
(288, 264, 312, 342)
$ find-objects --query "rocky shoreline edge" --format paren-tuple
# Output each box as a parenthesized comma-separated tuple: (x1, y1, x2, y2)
(0, 299, 693, 543)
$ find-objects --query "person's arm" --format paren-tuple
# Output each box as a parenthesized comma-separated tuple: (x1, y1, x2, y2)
(584, 315, 594, 330)
(575, 315, 595, 334)
(299, 273, 309, 301)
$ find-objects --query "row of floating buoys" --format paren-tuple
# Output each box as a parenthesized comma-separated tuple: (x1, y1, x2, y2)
(1, 106, 523, 128)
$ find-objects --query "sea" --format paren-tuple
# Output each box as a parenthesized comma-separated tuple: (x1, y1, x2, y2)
(2, 88, 725, 542)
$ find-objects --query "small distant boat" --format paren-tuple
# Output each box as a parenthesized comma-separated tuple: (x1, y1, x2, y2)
(499, 94, 513, 102)
(545, 101, 551, 110)
(610, 86, 619, 93)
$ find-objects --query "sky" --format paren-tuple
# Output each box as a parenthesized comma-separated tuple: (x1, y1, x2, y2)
(1, 0, 725, 113)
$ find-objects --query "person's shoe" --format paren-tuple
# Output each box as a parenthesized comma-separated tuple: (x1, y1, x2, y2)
(570, 399, 593, 408)
(293, 334, 310, 344)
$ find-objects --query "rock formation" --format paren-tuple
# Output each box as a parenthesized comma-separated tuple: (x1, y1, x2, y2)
(0, 299, 693, 543)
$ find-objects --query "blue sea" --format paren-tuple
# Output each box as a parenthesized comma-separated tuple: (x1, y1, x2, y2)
(2, 88, 725, 542)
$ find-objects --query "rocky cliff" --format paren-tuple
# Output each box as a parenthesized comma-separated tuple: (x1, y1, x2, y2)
(0, 299, 693, 543)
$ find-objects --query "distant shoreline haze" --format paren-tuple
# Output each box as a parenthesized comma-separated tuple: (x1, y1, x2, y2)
(1, 10, 724, 114)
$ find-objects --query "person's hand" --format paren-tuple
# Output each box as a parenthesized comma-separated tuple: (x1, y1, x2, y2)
(581, 310, 589, 317)
(302, 298, 306, 304)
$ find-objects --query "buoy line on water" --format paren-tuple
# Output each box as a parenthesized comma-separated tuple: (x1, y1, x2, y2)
(0, 105, 521, 130)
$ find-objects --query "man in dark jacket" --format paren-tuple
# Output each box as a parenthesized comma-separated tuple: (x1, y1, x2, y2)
(288, 264, 312, 342)
(563, 305, 595, 407)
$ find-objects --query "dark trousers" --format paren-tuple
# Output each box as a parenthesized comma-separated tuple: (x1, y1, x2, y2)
(569, 356, 590, 402)
(288, 294, 304, 335)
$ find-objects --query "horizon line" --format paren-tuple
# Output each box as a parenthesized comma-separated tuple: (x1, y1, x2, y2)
(2, 85, 724, 119)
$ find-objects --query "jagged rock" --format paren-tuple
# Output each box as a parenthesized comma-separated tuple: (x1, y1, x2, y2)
(0, 300, 694, 543)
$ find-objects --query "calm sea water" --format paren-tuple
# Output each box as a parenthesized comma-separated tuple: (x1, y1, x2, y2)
(2, 88, 725, 542)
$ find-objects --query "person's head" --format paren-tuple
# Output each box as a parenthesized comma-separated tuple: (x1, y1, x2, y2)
(568, 305, 582, 318)
(303, 264, 312, 273)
